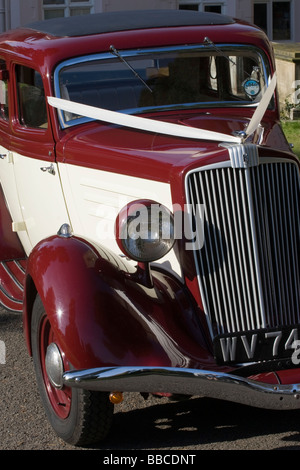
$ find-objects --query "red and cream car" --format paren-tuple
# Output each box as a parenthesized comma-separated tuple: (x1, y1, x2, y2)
(0, 10, 299, 446)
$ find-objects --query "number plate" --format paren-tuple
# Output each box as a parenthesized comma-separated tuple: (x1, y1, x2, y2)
(213, 325, 300, 365)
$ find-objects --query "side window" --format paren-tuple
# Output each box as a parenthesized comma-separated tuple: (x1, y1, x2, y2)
(0, 59, 9, 121)
(16, 65, 48, 129)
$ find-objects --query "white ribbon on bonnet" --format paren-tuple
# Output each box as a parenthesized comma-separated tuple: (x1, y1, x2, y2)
(48, 73, 276, 144)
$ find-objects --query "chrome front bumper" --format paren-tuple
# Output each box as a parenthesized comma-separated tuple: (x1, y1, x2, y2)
(63, 366, 300, 411)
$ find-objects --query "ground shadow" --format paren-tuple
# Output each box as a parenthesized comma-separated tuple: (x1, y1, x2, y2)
(94, 393, 300, 450)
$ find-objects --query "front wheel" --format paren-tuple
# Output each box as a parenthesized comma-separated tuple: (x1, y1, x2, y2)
(31, 295, 114, 446)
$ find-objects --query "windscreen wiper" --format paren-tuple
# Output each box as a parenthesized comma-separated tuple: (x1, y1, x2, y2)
(203, 37, 236, 66)
(110, 45, 153, 93)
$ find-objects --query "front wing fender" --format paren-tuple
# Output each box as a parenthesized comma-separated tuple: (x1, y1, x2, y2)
(23, 233, 211, 371)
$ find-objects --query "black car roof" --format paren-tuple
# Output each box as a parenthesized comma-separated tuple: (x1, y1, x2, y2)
(26, 9, 235, 38)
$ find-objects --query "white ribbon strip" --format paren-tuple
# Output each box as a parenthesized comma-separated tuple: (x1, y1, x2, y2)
(48, 73, 276, 144)
(48, 96, 241, 144)
(245, 73, 277, 138)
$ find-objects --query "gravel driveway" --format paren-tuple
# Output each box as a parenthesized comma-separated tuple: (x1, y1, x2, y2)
(1, 308, 300, 452)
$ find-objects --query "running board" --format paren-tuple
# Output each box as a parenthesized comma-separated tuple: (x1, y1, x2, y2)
(0, 259, 26, 312)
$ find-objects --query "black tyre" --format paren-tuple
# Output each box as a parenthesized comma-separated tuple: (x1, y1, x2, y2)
(31, 295, 114, 446)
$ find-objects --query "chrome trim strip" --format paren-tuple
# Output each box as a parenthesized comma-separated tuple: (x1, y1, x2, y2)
(0, 286, 23, 304)
(63, 366, 300, 410)
(245, 162, 267, 328)
(0, 261, 23, 291)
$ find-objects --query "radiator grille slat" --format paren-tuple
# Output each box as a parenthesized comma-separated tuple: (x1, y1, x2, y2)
(187, 161, 300, 338)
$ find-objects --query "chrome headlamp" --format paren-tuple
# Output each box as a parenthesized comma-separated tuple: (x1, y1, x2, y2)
(115, 200, 175, 263)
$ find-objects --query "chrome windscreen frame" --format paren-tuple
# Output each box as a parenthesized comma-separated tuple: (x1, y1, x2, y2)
(53, 44, 271, 129)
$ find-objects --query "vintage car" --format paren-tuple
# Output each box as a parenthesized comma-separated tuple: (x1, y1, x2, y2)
(0, 9, 299, 446)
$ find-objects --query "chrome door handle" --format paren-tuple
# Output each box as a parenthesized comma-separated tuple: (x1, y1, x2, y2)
(40, 163, 55, 175)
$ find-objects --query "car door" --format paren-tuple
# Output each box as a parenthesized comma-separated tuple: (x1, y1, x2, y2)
(0, 58, 33, 255)
(6, 63, 70, 255)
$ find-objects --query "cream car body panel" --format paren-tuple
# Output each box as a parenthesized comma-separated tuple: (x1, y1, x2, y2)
(58, 163, 182, 276)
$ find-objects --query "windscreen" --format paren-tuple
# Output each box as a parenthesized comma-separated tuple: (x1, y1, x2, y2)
(55, 45, 271, 127)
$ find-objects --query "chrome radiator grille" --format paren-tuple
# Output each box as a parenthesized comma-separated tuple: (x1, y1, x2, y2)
(186, 160, 300, 339)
